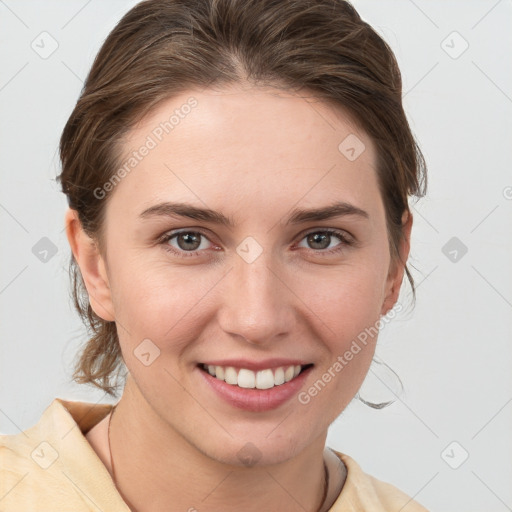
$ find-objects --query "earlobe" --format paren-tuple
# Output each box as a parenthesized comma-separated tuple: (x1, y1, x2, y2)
(380, 210, 413, 316)
(64, 208, 115, 322)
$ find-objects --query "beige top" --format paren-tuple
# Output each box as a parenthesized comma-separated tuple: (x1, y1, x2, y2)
(0, 398, 429, 511)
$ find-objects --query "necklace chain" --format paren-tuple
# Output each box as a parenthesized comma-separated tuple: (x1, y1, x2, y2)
(107, 404, 330, 512)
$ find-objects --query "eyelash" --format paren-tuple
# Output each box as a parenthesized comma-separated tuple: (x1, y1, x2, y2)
(157, 228, 355, 259)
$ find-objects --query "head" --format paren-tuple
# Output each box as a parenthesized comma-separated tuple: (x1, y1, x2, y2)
(59, 0, 426, 466)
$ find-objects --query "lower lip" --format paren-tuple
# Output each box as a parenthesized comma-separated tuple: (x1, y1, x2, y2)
(197, 365, 313, 412)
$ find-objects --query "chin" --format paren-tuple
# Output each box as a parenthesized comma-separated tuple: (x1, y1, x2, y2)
(191, 425, 318, 468)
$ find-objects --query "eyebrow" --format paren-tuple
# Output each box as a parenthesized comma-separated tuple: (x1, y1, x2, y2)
(138, 200, 369, 227)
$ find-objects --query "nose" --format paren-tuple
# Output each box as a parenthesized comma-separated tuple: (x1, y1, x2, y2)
(217, 251, 296, 347)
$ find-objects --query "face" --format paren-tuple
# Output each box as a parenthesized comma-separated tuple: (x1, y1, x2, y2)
(69, 83, 410, 466)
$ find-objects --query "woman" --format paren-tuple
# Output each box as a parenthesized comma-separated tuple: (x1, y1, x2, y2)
(0, 0, 429, 510)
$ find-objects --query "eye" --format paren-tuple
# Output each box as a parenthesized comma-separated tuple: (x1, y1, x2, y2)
(296, 229, 354, 254)
(158, 228, 355, 259)
(159, 230, 215, 258)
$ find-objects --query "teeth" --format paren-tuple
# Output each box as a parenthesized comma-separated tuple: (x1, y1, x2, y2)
(284, 366, 295, 382)
(256, 369, 275, 389)
(203, 364, 306, 389)
(238, 369, 255, 388)
(225, 366, 238, 385)
(274, 367, 285, 385)
(215, 366, 225, 380)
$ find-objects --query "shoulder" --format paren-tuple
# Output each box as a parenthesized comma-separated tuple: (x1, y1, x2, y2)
(328, 449, 430, 512)
(0, 398, 117, 510)
(0, 427, 82, 508)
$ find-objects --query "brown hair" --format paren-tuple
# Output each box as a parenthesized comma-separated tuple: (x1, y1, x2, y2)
(57, 0, 427, 397)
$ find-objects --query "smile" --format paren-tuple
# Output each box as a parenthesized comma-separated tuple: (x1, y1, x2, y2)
(200, 363, 313, 389)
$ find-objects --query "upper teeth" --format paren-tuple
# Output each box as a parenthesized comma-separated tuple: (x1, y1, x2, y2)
(203, 364, 302, 389)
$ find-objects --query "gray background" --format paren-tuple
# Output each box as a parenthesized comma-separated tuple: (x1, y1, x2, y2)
(1, 1, 511, 511)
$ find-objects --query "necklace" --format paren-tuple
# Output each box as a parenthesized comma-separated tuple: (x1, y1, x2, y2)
(108, 405, 330, 512)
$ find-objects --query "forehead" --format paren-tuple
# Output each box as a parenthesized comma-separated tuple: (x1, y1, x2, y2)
(108, 84, 382, 224)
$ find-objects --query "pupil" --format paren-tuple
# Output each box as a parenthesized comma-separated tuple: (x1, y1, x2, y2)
(179, 233, 200, 251)
(309, 233, 329, 249)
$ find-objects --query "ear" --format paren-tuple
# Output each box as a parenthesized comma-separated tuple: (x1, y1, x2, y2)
(64, 208, 115, 322)
(380, 210, 413, 316)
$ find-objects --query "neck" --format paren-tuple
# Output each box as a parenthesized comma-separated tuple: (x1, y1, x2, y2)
(107, 377, 343, 512)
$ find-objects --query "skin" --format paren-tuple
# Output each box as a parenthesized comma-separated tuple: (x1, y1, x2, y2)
(66, 83, 412, 512)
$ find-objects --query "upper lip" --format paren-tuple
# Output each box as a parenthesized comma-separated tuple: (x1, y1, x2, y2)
(200, 358, 312, 372)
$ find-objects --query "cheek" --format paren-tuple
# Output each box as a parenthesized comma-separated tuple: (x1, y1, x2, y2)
(296, 277, 381, 417)
(110, 258, 217, 349)
(296, 262, 385, 392)
(299, 258, 387, 339)
(111, 266, 211, 396)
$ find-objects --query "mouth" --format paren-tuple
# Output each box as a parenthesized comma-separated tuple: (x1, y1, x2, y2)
(198, 363, 314, 390)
